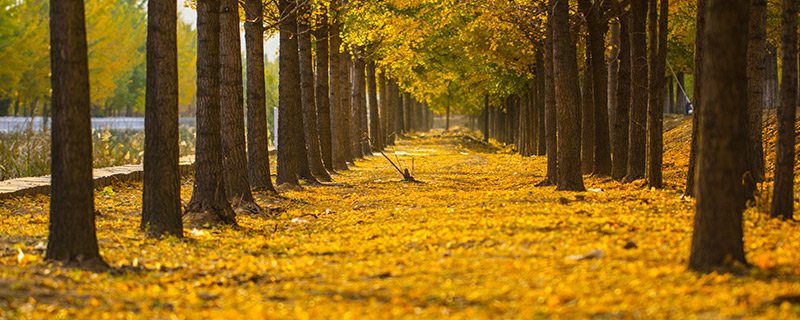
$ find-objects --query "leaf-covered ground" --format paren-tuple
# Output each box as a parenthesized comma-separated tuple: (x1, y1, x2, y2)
(1, 119, 800, 319)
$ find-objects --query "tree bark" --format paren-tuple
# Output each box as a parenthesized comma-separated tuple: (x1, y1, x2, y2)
(608, 19, 620, 141)
(552, 0, 585, 191)
(277, 0, 303, 186)
(613, 11, 631, 181)
(536, 49, 547, 156)
(676, 72, 687, 113)
(368, 61, 382, 151)
(542, 18, 558, 186)
(328, 18, 349, 171)
(746, 0, 767, 184)
(770, 0, 797, 220)
(220, 0, 260, 212)
(625, 0, 647, 182)
(379, 70, 389, 147)
(142, 0, 182, 238)
(339, 46, 355, 162)
(185, 0, 236, 228)
(581, 43, 594, 174)
(689, 0, 749, 272)
(299, 7, 332, 182)
(245, 0, 278, 193)
(46, 0, 107, 268)
(646, 0, 668, 189)
(314, 10, 334, 172)
(685, 0, 705, 197)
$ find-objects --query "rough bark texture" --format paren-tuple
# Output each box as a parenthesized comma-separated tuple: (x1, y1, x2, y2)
(339, 47, 355, 163)
(299, 9, 332, 182)
(276, 0, 302, 186)
(328, 19, 348, 171)
(46, 0, 107, 268)
(379, 71, 389, 147)
(685, 0, 705, 197)
(245, 0, 277, 193)
(314, 11, 334, 172)
(646, 0, 668, 188)
(552, 0, 585, 191)
(625, 0, 647, 182)
(770, 0, 797, 220)
(543, 18, 558, 186)
(689, 0, 749, 272)
(368, 61, 382, 151)
(351, 50, 370, 157)
(612, 11, 631, 181)
(185, 0, 236, 228)
(608, 19, 620, 144)
(220, 0, 260, 213)
(536, 49, 547, 156)
(581, 46, 595, 174)
(746, 0, 767, 183)
(142, 0, 182, 238)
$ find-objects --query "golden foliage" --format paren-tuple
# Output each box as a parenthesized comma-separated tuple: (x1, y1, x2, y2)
(0, 124, 799, 318)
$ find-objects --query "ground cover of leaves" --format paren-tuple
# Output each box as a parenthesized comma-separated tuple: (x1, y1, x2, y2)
(1, 119, 800, 319)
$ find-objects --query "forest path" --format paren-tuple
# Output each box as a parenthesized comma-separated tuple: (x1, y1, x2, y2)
(0, 128, 798, 319)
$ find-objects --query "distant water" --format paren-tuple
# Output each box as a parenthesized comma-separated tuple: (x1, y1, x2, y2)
(0, 117, 196, 133)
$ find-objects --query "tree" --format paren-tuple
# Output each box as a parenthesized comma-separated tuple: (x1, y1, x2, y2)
(368, 61, 382, 151)
(46, 0, 107, 269)
(184, 0, 236, 228)
(540, 12, 558, 186)
(298, 3, 332, 182)
(351, 47, 369, 158)
(536, 49, 546, 156)
(746, 0, 767, 184)
(315, 7, 335, 172)
(685, 0, 705, 197)
(551, 0, 585, 192)
(245, 0, 277, 194)
(581, 44, 595, 174)
(689, 0, 749, 272)
(625, 0, 647, 182)
(612, 10, 631, 181)
(277, 0, 317, 186)
(646, 0, 668, 188)
(220, 0, 261, 213)
(142, 0, 182, 238)
(769, 0, 797, 220)
(328, 11, 349, 170)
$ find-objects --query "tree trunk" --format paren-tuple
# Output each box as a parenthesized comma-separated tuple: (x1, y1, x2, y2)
(46, 0, 107, 268)
(298, 7, 332, 182)
(378, 70, 388, 148)
(581, 45, 594, 174)
(765, 44, 779, 108)
(353, 50, 371, 156)
(612, 11, 631, 181)
(536, 49, 547, 156)
(770, 0, 797, 220)
(542, 17, 558, 186)
(328, 18, 348, 171)
(184, 0, 236, 228)
(368, 61, 381, 151)
(625, 0, 647, 182)
(220, 0, 260, 212)
(142, 0, 182, 238)
(276, 0, 303, 186)
(608, 19, 619, 141)
(689, 0, 749, 272)
(314, 10, 334, 172)
(685, 0, 705, 197)
(245, 0, 278, 193)
(483, 94, 490, 142)
(666, 77, 673, 113)
(746, 0, 767, 183)
(646, 0, 668, 189)
(339, 48, 355, 163)
(552, 0, 585, 191)
(676, 72, 687, 113)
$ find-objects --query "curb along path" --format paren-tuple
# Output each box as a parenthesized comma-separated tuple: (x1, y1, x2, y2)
(0, 156, 196, 200)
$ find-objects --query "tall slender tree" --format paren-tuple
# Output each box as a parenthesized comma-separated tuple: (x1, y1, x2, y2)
(315, 8, 335, 172)
(298, 4, 332, 182)
(685, 0, 705, 197)
(581, 46, 595, 174)
(689, 0, 749, 272)
(646, 0, 668, 188)
(185, 0, 236, 227)
(368, 61, 382, 151)
(142, 0, 182, 238)
(536, 49, 546, 156)
(540, 13, 558, 186)
(328, 13, 349, 171)
(552, 0, 585, 192)
(746, 0, 767, 184)
(46, 0, 107, 268)
(245, 0, 278, 194)
(612, 11, 631, 181)
(625, 0, 647, 182)
(770, 0, 797, 220)
(220, 0, 260, 213)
